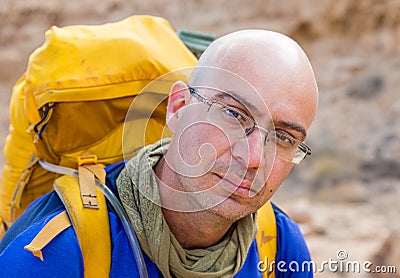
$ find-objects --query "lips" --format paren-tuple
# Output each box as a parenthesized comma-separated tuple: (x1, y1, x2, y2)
(215, 173, 257, 198)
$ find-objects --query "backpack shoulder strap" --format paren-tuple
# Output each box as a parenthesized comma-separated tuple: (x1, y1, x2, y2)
(256, 201, 277, 278)
(54, 173, 111, 277)
(24, 173, 111, 277)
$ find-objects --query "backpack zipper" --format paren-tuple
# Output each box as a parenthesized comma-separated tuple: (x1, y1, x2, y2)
(27, 103, 55, 143)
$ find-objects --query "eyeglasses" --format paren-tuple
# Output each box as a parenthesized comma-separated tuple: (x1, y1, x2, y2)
(188, 87, 312, 164)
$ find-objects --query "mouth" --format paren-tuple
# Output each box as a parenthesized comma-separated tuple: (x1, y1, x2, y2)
(215, 173, 257, 198)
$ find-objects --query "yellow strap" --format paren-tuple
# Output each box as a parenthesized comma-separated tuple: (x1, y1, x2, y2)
(84, 164, 106, 183)
(24, 211, 71, 261)
(10, 157, 40, 220)
(256, 201, 277, 278)
(78, 156, 106, 209)
(0, 217, 8, 240)
(54, 174, 111, 278)
(78, 165, 99, 208)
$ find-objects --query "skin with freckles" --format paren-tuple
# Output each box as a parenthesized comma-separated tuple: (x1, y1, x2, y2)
(154, 30, 318, 249)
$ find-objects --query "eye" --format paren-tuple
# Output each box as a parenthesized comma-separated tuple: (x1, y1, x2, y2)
(224, 107, 243, 120)
(275, 131, 297, 146)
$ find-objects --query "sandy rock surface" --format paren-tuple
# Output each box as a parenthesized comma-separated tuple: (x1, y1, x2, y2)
(1, 1, 399, 277)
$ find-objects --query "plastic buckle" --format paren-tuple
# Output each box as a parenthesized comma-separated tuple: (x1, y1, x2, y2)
(78, 155, 98, 166)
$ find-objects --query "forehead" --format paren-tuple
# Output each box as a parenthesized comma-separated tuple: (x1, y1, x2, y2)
(190, 67, 265, 109)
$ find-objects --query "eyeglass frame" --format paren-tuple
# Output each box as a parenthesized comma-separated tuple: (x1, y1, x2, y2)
(187, 86, 312, 164)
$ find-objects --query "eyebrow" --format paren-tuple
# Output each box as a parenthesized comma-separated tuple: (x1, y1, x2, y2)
(214, 91, 258, 113)
(276, 120, 307, 140)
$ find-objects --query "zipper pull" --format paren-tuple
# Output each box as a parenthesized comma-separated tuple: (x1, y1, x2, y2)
(32, 103, 55, 142)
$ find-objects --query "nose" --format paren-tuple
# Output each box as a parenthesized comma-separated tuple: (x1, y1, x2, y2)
(231, 129, 265, 169)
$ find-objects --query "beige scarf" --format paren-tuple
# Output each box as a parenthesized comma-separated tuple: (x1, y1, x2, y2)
(116, 139, 257, 278)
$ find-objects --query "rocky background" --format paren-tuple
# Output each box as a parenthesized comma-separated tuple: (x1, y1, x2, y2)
(0, 0, 399, 277)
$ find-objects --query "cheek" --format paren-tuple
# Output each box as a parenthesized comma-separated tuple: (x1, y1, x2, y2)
(173, 122, 231, 176)
(263, 160, 293, 198)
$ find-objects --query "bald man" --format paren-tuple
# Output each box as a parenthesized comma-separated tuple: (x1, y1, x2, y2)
(0, 30, 318, 277)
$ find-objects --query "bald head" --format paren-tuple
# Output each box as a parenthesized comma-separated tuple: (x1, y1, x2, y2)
(189, 29, 319, 129)
(192, 30, 315, 82)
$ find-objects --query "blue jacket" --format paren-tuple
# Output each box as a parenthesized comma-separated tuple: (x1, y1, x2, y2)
(0, 162, 313, 277)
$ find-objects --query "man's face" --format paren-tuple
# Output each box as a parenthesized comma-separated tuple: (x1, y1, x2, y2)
(163, 63, 317, 221)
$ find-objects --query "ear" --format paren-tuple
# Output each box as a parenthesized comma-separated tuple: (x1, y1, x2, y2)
(166, 81, 190, 133)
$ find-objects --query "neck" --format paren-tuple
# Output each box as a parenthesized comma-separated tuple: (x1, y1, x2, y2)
(155, 157, 234, 249)
(162, 208, 232, 249)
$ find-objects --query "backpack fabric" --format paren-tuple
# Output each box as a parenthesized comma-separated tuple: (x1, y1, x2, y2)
(0, 15, 197, 230)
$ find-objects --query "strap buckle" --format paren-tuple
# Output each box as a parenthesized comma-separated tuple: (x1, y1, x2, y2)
(78, 155, 98, 166)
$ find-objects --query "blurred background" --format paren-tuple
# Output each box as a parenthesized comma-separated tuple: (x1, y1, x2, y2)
(0, 0, 399, 277)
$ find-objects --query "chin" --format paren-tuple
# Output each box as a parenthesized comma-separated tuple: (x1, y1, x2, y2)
(207, 198, 258, 222)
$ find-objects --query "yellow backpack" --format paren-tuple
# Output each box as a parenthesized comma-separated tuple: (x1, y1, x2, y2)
(0, 15, 197, 229)
(0, 15, 276, 277)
